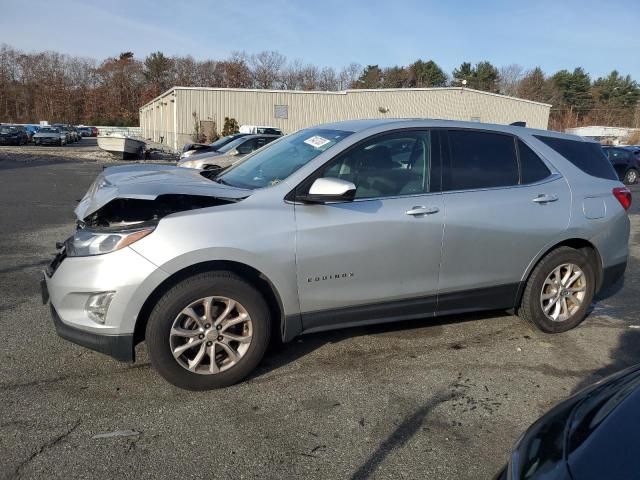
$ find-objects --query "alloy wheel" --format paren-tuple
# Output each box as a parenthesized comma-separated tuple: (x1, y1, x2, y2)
(169, 296, 253, 374)
(540, 263, 587, 322)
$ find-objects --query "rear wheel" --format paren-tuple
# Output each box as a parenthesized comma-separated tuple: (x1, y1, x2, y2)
(519, 247, 595, 333)
(146, 271, 271, 390)
(624, 168, 638, 185)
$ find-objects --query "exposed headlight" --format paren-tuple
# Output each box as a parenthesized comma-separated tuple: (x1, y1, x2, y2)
(178, 159, 203, 169)
(66, 226, 155, 257)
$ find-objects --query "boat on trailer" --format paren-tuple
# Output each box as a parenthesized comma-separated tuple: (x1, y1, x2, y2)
(97, 133, 146, 160)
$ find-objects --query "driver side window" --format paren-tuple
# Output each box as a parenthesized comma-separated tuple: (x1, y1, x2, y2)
(318, 131, 431, 199)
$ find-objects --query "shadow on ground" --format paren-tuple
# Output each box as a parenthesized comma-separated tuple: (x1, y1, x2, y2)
(251, 310, 510, 381)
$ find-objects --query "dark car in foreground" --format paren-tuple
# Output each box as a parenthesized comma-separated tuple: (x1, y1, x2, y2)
(495, 364, 640, 479)
(0, 125, 29, 145)
(602, 146, 639, 185)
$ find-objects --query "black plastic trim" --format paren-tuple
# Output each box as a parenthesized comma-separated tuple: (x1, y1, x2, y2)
(436, 283, 520, 316)
(299, 283, 520, 334)
(50, 304, 135, 362)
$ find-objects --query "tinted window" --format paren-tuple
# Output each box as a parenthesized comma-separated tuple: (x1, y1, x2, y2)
(606, 148, 631, 161)
(534, 136, 618, 181)
(445, 130, 518, 191)
(318, 131, 431, 199)
(518, 140, 551, 183)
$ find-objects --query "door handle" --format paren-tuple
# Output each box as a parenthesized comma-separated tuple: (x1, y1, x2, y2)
(532, 194, 558, 204)
(405, 205, 440, 216)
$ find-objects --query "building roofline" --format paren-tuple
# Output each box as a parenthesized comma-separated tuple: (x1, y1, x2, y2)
(139, 86, 552, 110)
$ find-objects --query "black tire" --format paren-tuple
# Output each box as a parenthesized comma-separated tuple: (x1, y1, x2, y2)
(519, 247, 595, 333)
(146, 271, 271, 390)
(624, 169, 638, 185)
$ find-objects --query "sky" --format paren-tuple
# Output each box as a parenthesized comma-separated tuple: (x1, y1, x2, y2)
(1, 0, 639, 80)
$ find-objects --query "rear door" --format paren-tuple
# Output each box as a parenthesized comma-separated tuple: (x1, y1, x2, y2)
(436, 129, 571, 314)
(294, 129, 445, 331)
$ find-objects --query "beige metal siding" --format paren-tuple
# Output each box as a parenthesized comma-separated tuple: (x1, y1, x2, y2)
(140, 87, 550, 151)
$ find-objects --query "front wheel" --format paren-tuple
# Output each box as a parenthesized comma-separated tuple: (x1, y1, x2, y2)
(518, 247, 595, 333)
(145, 271, 271, 390)
(624, 169, 638, 185)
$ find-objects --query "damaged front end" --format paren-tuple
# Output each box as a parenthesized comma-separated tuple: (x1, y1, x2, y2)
(65, 164, 251, 257)
(81, 194, 233, 228)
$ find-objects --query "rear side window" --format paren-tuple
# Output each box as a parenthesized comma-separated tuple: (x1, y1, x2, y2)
(518, 140, 551, 183)
(534, 136, 618, 181)
(445, 130, 518, 191)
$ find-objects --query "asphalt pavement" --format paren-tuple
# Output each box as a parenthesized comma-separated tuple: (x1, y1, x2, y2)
(1, 153, 639, 479)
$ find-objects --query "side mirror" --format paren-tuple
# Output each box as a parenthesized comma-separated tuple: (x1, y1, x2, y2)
(236, 145, 252, 155)
(299, 178, 356, 203)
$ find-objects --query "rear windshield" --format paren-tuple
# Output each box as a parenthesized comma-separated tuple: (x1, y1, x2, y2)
(534, 135, 617, 181)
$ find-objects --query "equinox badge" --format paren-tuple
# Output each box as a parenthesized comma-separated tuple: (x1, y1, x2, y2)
(307, 272, 354, 283)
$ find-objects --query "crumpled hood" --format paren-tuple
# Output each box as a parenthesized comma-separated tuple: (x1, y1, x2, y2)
(75, 164, 249, 220)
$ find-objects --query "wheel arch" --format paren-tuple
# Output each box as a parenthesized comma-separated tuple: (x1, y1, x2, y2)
(516, 238, 603, 308)
(133, 260, 290, 348)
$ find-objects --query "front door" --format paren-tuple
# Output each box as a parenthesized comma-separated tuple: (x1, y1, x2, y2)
(293, 130, 445, 332)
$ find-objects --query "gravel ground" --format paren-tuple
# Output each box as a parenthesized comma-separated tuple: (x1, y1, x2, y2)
(0, 138, 177, 163)
(0, 154, 639, 480)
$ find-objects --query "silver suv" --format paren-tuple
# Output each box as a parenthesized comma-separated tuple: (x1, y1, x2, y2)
(42, 119, 631, 390)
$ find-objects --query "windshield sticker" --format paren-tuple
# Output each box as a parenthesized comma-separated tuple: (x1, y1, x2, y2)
(304, 135, 331, 149)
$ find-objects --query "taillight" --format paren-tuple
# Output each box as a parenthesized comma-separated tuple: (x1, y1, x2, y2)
(613, 187, 632, 210)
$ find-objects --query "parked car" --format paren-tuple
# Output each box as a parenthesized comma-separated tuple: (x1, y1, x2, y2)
(77, 127, 92, 137)
(33, 126, 66, 145)
(495, 364, 640, 479)
(42, 119, 630, 390)
(239, 125, 284, 135)
(0, 125, 29, 145)
(52, 125, 72, 143)
(178, 134, 280, 170)
(90, 126, 99, 137)
(622, 145, 640, 159)
(180, 133, 251, 159)
(602, 146, 639, 184)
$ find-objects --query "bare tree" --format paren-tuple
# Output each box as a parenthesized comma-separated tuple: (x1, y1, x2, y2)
(250, 50, 286, 89)
(281, 59, 304, 90)
(339, 62, 362, 89)
(317, 66, 338, 90)
(498, 64, 524, 96)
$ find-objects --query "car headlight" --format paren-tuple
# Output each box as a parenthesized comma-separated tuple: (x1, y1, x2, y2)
(65, 226, 155, 257)
(178, 159, 203, 169)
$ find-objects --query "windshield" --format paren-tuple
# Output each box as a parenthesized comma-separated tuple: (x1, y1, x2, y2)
(218, 136, 250, 154)
(210, 135, 238, 149)
(39, 127, 58, 133)
(217, 128, 353, 189)
(0, 127, 16, 133)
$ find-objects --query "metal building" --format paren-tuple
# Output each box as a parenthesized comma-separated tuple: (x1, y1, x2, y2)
(139, 86, 551, 151)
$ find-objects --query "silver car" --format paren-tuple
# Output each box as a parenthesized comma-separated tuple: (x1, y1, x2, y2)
(42, 119, 630, 390)
(178, 134, 281, 170)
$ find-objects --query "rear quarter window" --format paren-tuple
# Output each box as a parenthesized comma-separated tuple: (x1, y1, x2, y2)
(518, 140, 551, 184)
(534, 136, 618, 181)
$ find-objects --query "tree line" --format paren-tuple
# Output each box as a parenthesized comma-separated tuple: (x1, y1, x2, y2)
(1, 43, 638, 130)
